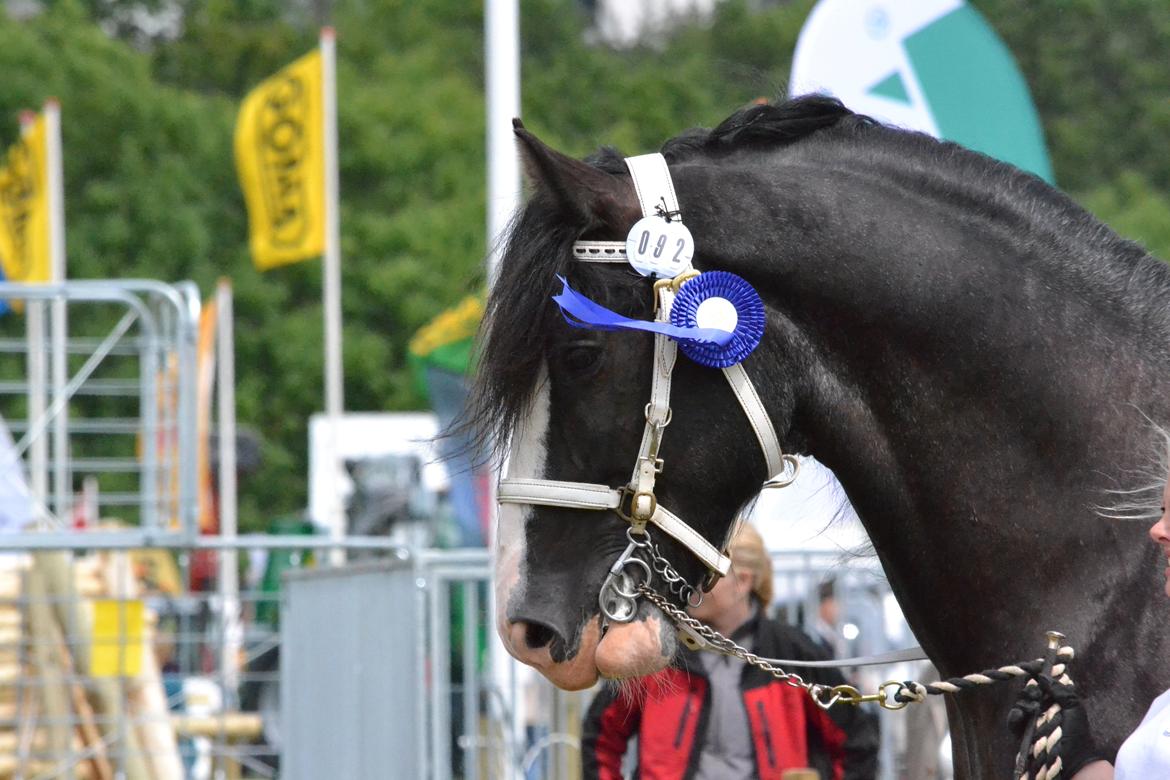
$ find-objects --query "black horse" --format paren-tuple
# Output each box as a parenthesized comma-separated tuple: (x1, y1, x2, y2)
(467, 96, 1170, 778)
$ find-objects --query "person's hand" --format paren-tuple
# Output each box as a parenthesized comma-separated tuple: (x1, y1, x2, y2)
(1008, 675, 1105, 777)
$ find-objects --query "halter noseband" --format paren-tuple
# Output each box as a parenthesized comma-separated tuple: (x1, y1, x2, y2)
(497, 153, 797, 624)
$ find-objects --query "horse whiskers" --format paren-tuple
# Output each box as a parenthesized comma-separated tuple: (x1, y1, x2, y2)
(1096, 509, 1160, 522)
(611, 676, 651, 710)
(1096, 479, 1166, 522)
(1094, 424, 1170, 522)
(611, 667, 684, 710)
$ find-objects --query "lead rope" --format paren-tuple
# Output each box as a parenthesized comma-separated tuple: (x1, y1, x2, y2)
(635, 581, 1075, 778)
(1015, 634, 1075, 780)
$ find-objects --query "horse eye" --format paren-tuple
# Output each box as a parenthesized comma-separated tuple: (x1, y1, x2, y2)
(560, 343, 602, 375)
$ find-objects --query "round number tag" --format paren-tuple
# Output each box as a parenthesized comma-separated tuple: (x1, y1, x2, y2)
(625, 216, 694, 278)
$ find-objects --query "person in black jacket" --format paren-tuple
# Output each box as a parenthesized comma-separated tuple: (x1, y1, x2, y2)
(582, 523, 880, 780)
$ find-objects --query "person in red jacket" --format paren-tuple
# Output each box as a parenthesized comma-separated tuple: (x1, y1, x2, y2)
(581, 523, 879, 780)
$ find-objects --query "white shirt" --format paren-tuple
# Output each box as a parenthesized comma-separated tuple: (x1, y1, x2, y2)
(1115, 688, 1170, 778)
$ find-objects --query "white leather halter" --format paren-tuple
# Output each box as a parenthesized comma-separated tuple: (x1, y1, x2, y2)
(497, 153, 797, 615)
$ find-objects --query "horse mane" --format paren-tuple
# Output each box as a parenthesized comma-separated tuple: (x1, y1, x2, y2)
(586, 95, 873, 175)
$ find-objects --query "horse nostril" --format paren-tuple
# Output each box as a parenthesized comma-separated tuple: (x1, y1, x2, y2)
(524, 621, 556, 650)
(508, 613, 574, 661)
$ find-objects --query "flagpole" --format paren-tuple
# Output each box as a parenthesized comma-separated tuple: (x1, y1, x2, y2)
(320, 27, 346, 565)
(486, 0, 521, 285)
(45, 99, 69, 526)
(20, 110, 48, 525)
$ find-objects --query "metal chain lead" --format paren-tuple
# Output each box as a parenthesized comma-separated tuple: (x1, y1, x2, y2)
(634, 584, 867, 709)
(637, 583, 1072, 722)
(626, 528, 701, 606)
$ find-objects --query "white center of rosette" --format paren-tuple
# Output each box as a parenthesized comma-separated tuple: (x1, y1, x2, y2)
(695, 296, 738, 334)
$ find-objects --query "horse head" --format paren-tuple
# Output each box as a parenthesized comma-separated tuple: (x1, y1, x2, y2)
(470, 122, 794, 689)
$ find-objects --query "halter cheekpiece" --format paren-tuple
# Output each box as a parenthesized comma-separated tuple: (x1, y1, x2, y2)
(497, 152, 798, 633)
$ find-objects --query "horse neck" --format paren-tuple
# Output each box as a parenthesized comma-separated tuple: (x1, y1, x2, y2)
(685, 144, 1170, 669)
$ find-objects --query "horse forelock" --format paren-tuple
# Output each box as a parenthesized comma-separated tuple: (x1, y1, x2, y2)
(465, 195, 655, 463)
(463, 204, 574, 463)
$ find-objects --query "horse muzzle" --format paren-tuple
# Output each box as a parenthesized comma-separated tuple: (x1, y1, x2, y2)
(499, 596, 676, 689)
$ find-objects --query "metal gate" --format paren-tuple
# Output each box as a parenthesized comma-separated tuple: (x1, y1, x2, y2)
(0, 280, 200, 545)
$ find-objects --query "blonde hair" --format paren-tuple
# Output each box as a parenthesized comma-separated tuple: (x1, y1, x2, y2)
(728, 522, 773, 606)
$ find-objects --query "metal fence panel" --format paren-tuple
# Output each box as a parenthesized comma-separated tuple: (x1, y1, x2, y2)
(282, 560, 422, 780)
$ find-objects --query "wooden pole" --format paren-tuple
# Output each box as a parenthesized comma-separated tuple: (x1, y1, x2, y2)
(26, 555, 72, 761)
(45, 605, 113, 780)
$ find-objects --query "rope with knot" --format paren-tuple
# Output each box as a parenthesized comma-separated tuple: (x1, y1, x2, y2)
(890, 644, 1075, 780)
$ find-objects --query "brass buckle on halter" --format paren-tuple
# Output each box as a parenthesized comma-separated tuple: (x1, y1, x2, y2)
(652, 270, 701, 313)
(616, 486, 657, 527)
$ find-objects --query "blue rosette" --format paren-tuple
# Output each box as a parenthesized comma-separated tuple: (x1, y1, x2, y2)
(670, 271, 765, 368)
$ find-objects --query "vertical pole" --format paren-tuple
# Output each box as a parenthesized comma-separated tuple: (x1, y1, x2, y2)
(415, 560, 430, 780)
(430, 577, 451, 780)
(216, 278, 241, 704)
(321, 28, 346, 565)
(20, 110, 48, 525)
(462, 581, 479, 780)
(485, 0, 521, 285)
(26, 303, 46, 521)
(46, 99, 70, 527)
(486, 2, 523, 775)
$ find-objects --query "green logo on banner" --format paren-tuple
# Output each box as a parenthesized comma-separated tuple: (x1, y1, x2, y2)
(868, 72, 910, 105)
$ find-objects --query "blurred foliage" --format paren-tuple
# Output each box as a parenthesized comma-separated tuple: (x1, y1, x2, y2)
(0, 0, 1169, 526)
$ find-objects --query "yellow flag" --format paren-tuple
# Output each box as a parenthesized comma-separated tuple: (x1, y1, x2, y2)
(235, 49, 326, 271)
(0, 113, 50, 283)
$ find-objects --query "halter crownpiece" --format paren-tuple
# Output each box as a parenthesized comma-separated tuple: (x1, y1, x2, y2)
(553, 153, 766, 368)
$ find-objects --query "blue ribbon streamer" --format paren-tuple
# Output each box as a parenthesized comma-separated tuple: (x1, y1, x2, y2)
(552, 276, 734, 346)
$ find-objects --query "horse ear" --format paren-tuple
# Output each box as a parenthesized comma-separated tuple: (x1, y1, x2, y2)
(513, 119, 638, 232)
